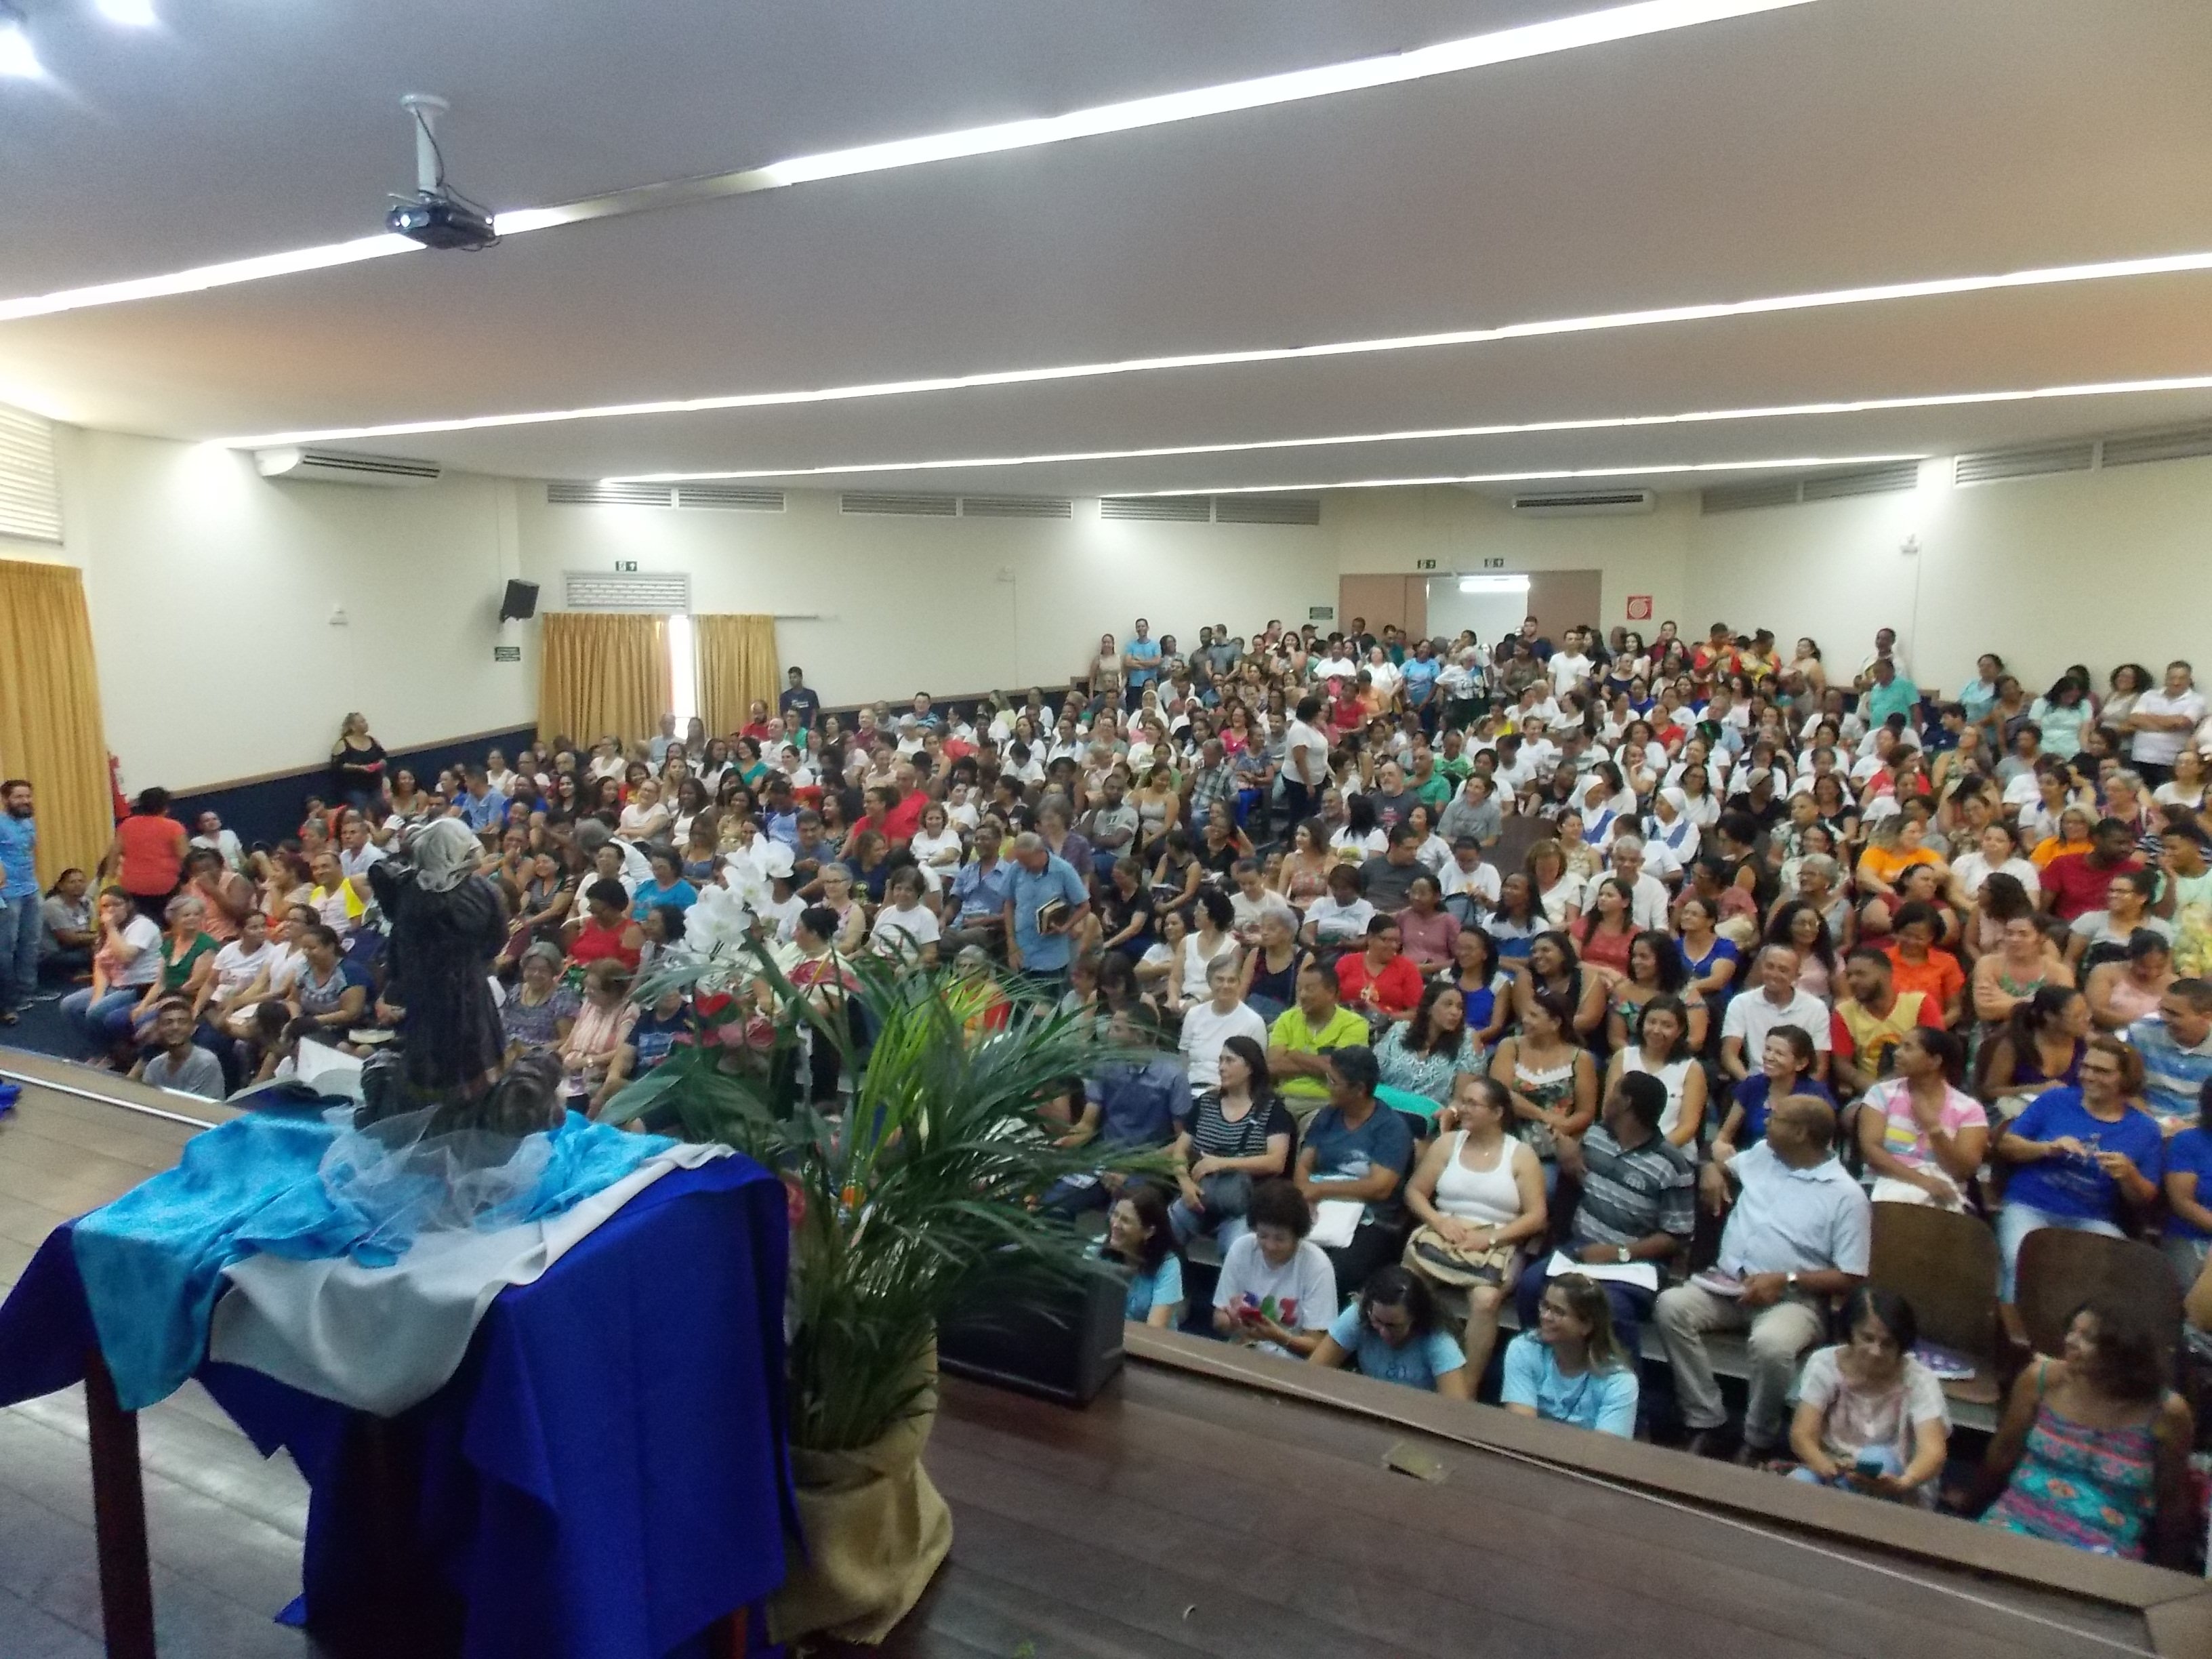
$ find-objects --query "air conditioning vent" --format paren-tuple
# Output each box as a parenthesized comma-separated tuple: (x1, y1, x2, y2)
(2098, 422, 2212, 470)
(562, 570, 691, 611)
(841, 491, 958, 516)
(1952, 443, 2095, 486)
(1511, 489, 1656, 517)
(1101, 495, 1210, 522)
(0, 401, 62, 543)
(547, 481, 675, 508)
(1799, 460, 1921, 501)
(960, 495, 1073, 519)
(1701, 478, 1803, 514)
(1213, 495, 1322, 526)
(674, 483, 785, 511)
(257, 447, 443, 488)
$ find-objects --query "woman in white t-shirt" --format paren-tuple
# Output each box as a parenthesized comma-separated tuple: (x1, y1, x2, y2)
(618, 778, 673, 843)
(1212, 1179, 1338, 1358)
(1946, 822, 2040, 909)
(908, 801, 965, 874)
(1785, 1288, 1950, 1504)
(869, 867, 941, 967)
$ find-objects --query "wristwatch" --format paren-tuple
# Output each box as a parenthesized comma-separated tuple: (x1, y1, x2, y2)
(1616, 1246, 1632, 1265)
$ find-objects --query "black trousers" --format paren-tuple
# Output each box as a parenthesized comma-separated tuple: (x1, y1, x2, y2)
(1324, 1219, 1407, 1299)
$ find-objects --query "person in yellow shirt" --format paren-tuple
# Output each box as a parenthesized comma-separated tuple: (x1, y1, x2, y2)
(1269, 960, 1372, 1126)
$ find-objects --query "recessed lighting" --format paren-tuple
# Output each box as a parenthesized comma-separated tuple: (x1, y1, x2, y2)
(0, 0, 1816, 319)
(602, 373, 2212, 483)
(0, 9, 41, 78)
(216, 252, 2212, 450)
(96, 0, 158, 26)
(1134, 454, 1925, 495)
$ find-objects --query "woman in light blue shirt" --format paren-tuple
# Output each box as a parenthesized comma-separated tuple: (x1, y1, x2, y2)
(1502, 1273, 1639, 1436)
(1309, 1266, 1471, 1397)
(1101, 1184, 1185, 1328)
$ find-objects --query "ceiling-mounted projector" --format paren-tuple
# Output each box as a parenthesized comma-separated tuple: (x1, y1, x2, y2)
(385, 94, 498, 251)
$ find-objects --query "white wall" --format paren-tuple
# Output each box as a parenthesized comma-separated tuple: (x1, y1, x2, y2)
(1423, 577, 1534, 649)
(47, 428, 533, 790)
(1681, 455, 2212, 699)
(514, 489, 1337, 707)
(1330, 487, 1694, 632)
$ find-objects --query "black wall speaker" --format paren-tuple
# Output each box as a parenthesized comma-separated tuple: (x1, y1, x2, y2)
(937, 1262, 1127, 1406)
(498, 579, 540, 622)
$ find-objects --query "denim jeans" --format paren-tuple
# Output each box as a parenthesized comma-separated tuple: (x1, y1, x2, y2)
(59, 986, 145, 1057)
(0, 890, 37, 1013)
(1995, 1201, 2125, 1300)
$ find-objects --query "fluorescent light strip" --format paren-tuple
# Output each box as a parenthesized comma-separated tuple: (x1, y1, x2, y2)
(221, 247, 2212, 449)
(1128, 454, 1926, 495)
(603, 373, 2212, 483)
(2, 0, 1812, 324)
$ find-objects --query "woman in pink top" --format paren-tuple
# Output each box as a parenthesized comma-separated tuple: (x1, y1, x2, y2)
(1854, 1027, 1988, 1210)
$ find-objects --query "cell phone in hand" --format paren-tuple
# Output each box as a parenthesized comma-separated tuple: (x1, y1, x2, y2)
(1853, 1450, 1887, 1478)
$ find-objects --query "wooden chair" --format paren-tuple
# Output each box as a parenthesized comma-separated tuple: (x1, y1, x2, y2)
(1866, 1202, 2003, 1410)
(2011, 1227, 2182, 1380)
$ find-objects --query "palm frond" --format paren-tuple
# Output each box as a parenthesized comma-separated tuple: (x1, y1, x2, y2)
(605, 933, 1171, 1451)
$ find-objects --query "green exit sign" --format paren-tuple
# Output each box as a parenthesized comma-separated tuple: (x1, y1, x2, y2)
(1416, 558, 1437, 570)
(493, 645, 521, 663)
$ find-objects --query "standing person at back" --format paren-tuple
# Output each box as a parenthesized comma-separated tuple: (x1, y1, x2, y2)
(1123, 619, 1162, 710)
(779, 665, 822, 729)
(0, 779, 37, 1027)
(1281, 696, 1329, 825)
(104, 789, 190, 924)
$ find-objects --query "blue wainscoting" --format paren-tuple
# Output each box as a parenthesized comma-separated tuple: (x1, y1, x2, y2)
(164, 724, 537, 848)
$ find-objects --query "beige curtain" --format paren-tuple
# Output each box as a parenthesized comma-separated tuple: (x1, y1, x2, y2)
(537, 612, 672, 750)
(0, 560, 112, 885)
(697, 614, 781, 739)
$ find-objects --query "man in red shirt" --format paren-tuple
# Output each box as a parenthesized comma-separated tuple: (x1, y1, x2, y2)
(1333, 916, 1423, 1021)
(2040, 819, 2144, 922)
(881, 764, 929, 846)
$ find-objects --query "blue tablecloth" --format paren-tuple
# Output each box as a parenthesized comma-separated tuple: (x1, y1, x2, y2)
(0, 1155, 794, 1659)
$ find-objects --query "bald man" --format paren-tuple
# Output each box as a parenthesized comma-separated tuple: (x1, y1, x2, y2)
(1658, 1094, 1870, 1460)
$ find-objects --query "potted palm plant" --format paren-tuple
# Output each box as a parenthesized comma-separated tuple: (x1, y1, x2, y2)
(602, 892, 1161, 1645)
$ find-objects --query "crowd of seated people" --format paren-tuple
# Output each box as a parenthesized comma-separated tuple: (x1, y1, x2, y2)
(9, 613, 2212, 1564)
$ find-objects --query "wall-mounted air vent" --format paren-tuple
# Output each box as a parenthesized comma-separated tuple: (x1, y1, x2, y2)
(1511, 489, 1656, 517)
(547, 481, 675, 507)
(1799, 461, 1921, 501)
(1213, 495, 1322, 526)
(0, 401, 62, 543)
(2099, 422, 2212, 469)
(960, 495, 1073, 519)
(1101, 495, 1210, 522)
(840, 491, 958, 516)
(562, 570, 692, 611)
(1700, 479, 1803, 514)
(674, 483, 785, 511)
(1952, 443, 2095, 486)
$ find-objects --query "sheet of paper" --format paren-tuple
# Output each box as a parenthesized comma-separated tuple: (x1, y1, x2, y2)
(1309, 1199, 1364, 1248)
(1544, 1250, 1659, 1293)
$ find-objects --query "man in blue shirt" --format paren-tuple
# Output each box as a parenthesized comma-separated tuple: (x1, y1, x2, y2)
(0, 779, 37, 1024)
(1003, 832, 1089, 989)
(457, 766, 509, 832)
(1863, 655, 1922, 729)
(1045, 1006, 1190, 1214)
(1122, 618, 1162, 710)
(779, 666, 822, 729)
(945, 819, 1013, 955)
(1294, 1046, 1415, 1295)
(1658, 1094, 1869, 1459)
(2129, 983, 2212, 1130)
(1400, 641, 1440, 729)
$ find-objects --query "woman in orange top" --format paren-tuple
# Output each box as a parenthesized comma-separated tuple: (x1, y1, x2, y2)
(2030, 804, 2097, 870)
(1882, 900, 1968, 1028)
(1854, 813, 1944, 901)
(104, 789, 190, 922)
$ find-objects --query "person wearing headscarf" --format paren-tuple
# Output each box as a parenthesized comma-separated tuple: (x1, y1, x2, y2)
(365, 817, 508, 1106)
(1644, 787, 1702, 878)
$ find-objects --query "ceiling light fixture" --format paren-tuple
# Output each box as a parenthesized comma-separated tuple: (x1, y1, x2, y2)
(1127, 453, 1925, 495)
(95, 0, 158, 25)
(0, 5, 41, 77)
(602, 372, 2212, 483)
(1, 0, 1814, 321)
(217, 249, 2212, 450)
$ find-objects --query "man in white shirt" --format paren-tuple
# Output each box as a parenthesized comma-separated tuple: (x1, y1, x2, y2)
(1437, 838, 1502, 922)
(1719, 946, 1832, 1082)
(1605, 836, 1673, 932)
(2127, 659, 2207, 787)
(1548, 628, 1594, 697)
(1179, 958, 1269, 1089)
(1853, 626, 1910, 692)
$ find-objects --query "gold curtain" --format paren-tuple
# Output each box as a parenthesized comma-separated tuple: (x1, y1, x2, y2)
(537, 612, 672, 750)
(0, 560, 112, 886)
(696, 614, 781, 738)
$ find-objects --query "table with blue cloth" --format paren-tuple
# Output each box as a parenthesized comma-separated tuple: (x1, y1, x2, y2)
(0, 1103, 794, 1659)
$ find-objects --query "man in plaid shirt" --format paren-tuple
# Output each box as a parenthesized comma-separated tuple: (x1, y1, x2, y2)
(1185, 738, 1238, 830)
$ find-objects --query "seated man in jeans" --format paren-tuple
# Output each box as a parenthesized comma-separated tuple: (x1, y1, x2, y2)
(1294, 1045, 1416, 1295)
(1517, 1071, 1694, 1361)
(1044, 1005, 1190, 1216)
(1657, 1094, 1869, 1460)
